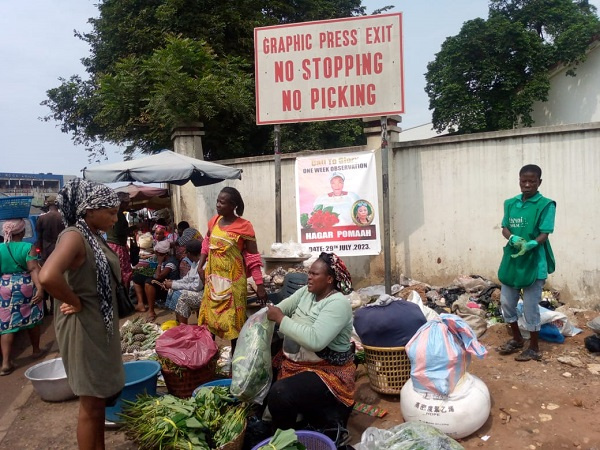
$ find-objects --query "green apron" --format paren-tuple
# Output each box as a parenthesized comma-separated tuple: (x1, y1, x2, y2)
(498, 195, 555, 289)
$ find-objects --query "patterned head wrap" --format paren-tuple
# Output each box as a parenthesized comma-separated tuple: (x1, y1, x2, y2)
(2, 219, 26, 243)
(57, 178, 120, 337)
(318, 252, 353, 295)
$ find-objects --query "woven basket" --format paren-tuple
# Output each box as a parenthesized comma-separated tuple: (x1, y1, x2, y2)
(160, 357, 217, 398)
(362, 344, 411, 395)
(217, 420, 246, 450)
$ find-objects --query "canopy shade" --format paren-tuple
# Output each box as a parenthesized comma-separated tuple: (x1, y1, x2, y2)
(82, 150, 242, 187)
(114, 183, 171, 210)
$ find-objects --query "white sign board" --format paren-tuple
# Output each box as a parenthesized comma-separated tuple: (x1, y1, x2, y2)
(295, 151, 381, 257)
(255, 13, 403, 125)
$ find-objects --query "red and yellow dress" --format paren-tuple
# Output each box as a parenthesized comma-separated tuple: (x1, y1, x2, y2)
(198, 215, 256, 340)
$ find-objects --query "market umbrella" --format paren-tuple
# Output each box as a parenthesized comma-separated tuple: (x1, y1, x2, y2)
(114, 183, 171, 210)
(82, 150, 242, 186)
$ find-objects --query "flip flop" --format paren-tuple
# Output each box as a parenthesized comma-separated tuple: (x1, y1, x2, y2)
(0, 365, 15, 376)
(147, 313, 157, 323)
(515, 348, 542, 362)
(497, 339, 525, 355)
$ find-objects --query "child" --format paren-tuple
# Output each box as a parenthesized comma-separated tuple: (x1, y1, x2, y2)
(497, 164, 556, 361)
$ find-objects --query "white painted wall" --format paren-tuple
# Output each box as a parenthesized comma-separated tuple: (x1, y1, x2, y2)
(186, 123, 600, 308)
(531, 42, 600, 127)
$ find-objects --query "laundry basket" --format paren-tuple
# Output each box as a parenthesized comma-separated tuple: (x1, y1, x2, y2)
(362, 344, 411, 395)
(252, 430, 336, 450)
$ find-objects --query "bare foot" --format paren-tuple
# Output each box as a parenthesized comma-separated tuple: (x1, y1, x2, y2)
(147, 312, 157, 322)
(135, 305, 147, 312)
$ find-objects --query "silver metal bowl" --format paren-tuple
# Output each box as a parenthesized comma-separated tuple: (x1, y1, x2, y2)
(24, 357, 77, 402)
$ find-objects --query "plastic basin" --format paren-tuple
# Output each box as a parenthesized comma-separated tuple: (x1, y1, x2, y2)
(252, 430, 336, 450)
(24, 357, 77, 402)
(192, 378, 232, 397)
(105, 360, 161, 423)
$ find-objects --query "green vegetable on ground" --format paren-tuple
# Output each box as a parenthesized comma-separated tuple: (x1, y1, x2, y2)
(120, 387, 248, 449)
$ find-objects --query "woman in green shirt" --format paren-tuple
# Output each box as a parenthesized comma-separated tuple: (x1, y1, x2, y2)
(0, 218, 45, 376)
(265, 252, 354, 445)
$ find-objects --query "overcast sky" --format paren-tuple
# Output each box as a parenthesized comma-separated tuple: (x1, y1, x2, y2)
(1, 1, 598, 176)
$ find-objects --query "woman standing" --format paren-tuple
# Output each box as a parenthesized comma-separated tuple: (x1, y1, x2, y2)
(39, 179, 125, 450)
(0, 219, 45, 375)
(198, 187, 267, 348)
(265, 252, 355, 444)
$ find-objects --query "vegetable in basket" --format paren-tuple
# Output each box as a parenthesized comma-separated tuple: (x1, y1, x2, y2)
(257, 429, 306, 450)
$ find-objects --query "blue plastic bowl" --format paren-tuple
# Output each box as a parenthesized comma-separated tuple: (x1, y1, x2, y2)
(192, 378, 232, 398)
(105, 360, 161, 423)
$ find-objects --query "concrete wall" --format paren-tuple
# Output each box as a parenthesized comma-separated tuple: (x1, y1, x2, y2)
(530, 41, 600, 127)
(188, 123, 600, 309)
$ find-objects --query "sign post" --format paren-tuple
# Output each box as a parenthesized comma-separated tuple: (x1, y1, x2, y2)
(255, 13, 403, 280)
(255, 13, 404, 124)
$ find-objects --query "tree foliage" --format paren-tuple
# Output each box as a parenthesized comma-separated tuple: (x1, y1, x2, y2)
(41, 0, 382, 161)
(425, 0, 600, 134)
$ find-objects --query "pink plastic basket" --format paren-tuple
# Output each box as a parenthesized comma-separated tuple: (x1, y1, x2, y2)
(252, 430, 336, 450)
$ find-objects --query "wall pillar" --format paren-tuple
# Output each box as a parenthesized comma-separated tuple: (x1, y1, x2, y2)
(171, 122, 205, 227)
(362, 115, 402, 149)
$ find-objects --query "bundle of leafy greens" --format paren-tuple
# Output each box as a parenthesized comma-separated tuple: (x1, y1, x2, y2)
(231, 308, 275, 404)
(119, 386, 248, 449)
(257, 429, 306, 450)
(361, 422, 464, 450)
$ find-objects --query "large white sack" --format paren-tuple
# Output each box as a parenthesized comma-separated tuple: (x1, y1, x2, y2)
(400, 372, 490, 439)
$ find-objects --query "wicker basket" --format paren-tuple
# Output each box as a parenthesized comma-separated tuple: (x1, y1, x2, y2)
(0, 196, 33, 220)
(362, 344, 411, 395)
(160, 357, 217, 398)
(217, 420, 246, 450)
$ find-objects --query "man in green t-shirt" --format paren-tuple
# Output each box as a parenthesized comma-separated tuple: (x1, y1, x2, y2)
(497, 164, 556, 362)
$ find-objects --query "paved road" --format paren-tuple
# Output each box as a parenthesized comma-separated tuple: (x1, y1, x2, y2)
(0, 313, 59, 419)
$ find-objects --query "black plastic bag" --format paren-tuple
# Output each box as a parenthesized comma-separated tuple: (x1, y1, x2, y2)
(584, 334, 600, 353)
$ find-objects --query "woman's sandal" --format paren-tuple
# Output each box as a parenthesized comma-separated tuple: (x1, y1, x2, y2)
(0, 365, 15, 376)
(497, 339, 525, 355)
(515, 348, 542, 362)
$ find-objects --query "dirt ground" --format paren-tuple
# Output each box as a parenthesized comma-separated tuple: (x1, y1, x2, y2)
(1, 308, 599, 449)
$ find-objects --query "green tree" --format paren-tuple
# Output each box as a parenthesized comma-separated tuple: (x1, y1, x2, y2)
(41, 0, 381, 161)
(425, 0, 600, 134)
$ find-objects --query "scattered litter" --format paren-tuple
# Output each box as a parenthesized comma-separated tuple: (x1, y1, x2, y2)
(481, 435, 490, 441)
(562, 372, 572, 378)
(538, 413, 552, 422)
(546, 403, 560, 411)
(353, 402, 388, 418)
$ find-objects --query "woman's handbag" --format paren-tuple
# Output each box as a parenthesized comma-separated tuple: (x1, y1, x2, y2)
(129, 236, 140, 266)
(108, 261, 135, 318)
(116, 283, 135, 318)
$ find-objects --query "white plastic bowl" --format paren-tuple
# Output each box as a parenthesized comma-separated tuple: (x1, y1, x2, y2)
(24, 357, 77, 402)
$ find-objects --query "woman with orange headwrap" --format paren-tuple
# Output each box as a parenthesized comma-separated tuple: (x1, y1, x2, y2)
(0, 219, 45, 375)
